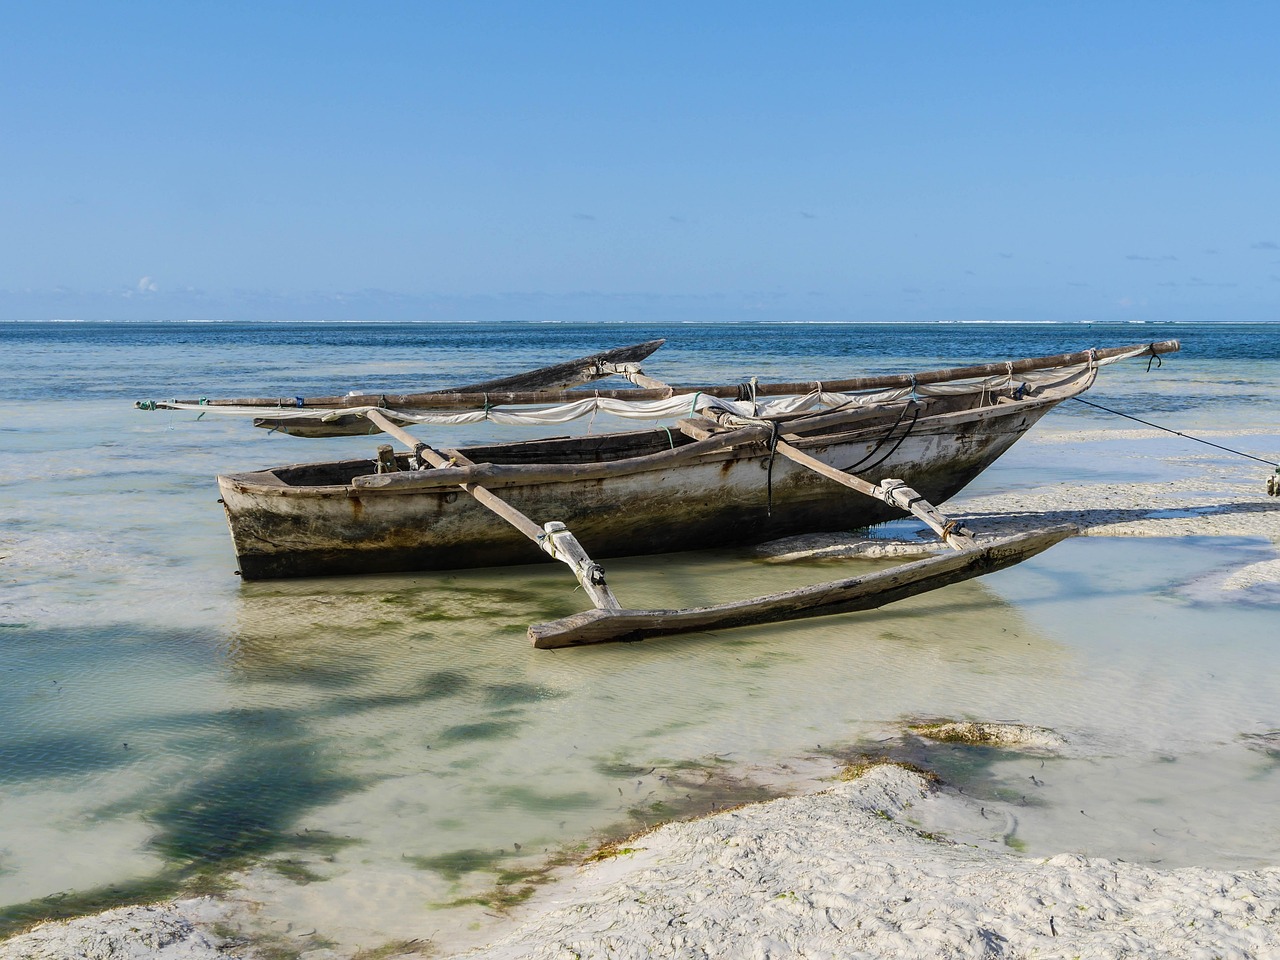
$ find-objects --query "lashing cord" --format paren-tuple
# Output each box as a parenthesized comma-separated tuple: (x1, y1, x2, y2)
(840, 399, 922, 476)
(1071, 397, 1278, 468)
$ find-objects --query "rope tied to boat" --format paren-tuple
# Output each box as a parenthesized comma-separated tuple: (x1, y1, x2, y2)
(841, 399, 921, 476)
(1072, 397, 1279, 467)
(1073, 396, 1280, 492)
(765, 419, 780, 517)
(1146, 343, 1163, 373)
(582, 561, 608, 586)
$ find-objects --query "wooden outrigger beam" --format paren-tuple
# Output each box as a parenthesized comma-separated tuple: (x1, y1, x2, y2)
(520, 412, 1072, 647)
(177, 340, 1178, 411)
(528, 525, 1077, 647)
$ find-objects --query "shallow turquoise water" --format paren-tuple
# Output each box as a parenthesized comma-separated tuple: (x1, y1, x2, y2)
(1, 321, 1278, 948)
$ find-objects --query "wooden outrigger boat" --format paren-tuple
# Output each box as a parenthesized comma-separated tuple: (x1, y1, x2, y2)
(138, 338, 1179, 647)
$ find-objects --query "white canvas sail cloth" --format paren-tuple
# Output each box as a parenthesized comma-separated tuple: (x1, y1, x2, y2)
(145, 348, 1143, 428)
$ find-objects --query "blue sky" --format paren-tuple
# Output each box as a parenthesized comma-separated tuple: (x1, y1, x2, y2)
(2, 2, 1277, 322)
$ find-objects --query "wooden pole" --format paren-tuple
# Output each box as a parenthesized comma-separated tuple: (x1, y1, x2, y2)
(771, 440, 977, 550)
(167, 340, 1179, 410)
(363, 410, 621, 610)
(675, 417, 977, 551)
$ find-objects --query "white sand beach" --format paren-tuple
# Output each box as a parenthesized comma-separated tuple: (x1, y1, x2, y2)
(462, 760, 1280, 960)
(9, 756, 1280, 960)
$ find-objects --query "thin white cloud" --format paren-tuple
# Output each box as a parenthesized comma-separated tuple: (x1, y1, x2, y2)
(137, 276, 158, 293)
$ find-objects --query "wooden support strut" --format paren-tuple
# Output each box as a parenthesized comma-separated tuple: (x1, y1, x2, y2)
(675, 417, 977, 551)
(363, 409, 621, 611)
(772, 442, 977, 551)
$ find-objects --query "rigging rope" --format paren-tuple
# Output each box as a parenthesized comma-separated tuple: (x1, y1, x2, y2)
(1072, 397, 1279, 467)
(840, 400, 921, 475)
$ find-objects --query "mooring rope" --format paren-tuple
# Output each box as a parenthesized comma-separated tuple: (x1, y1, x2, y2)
(1072, 397, 1279, 467)
(765, 419, 780, 516)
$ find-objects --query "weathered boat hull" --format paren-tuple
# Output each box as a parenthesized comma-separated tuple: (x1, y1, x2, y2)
(218, 392, 1064, 580)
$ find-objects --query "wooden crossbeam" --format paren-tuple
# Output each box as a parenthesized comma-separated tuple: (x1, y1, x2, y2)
(364, 409, 621, 611)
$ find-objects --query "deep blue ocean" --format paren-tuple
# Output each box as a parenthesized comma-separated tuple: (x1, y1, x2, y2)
(2, 319, 1277, 402)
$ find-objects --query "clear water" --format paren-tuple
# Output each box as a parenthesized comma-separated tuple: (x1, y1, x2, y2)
(2, 321, 1278, 950)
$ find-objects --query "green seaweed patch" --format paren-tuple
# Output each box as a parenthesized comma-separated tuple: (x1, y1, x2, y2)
(268, 858, 327, 884)
(838, 755, 940, 784)
(0, 878, 173, 940)
(0, 854, 274, 940)
(594, 759, 656, 778)
(493, 784, 599, 813)
(908, 719, 1066, 749)
(482, 682, 566, 707)
(352, 939, 434, 959)
(430, 852, 574, 913)
(616, 761, 777, 834)
(137, 706, 365, 871)
(435, 720, 520, 746)
(1241, 730, 1280, 760)
(583, 844, 644, 863)
(325, 671, 474, 714)
(823, 734, 1051, 809)
(405, 848, 512, 881)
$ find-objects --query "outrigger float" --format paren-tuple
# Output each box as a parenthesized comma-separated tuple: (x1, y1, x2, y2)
(138, 338, 1180, 647)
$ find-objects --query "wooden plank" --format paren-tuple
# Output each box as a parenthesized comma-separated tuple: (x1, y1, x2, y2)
(364, 410, 621, 610)
(351, 422, 774, 491)
(375, 444, 398, 473)
(248, 340, 666, 435)
(527, 525, 1076, 648)
(441, 339, 666, 394)
(600, 362, 672, 392)
(158, 340, 1180, 410)
(675, 416, 976, 550)
(770, 440, 977, 550)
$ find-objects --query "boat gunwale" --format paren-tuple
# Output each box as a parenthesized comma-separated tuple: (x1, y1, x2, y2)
(217, 385, 1076, 499)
